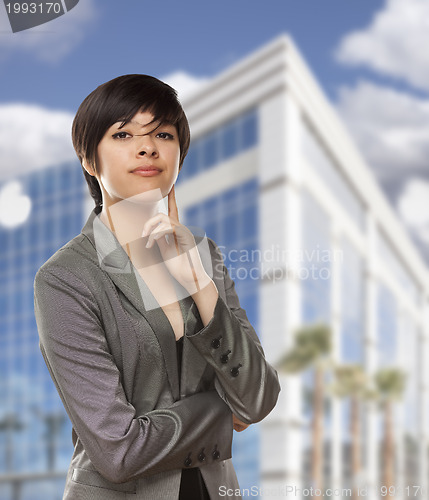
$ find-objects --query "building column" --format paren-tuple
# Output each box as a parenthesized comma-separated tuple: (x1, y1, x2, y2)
(330, 221, 342, 494)
(395, 309, 406, 500)
(417, 298, 429, 499)
(258, 86, 304, 496)
(363, 212, 379, 500)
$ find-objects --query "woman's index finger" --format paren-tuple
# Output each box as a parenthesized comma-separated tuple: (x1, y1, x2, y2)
(168, 185, 179, 221)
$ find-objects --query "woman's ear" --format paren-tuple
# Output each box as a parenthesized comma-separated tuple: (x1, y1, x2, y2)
(82, 159, 96, 177)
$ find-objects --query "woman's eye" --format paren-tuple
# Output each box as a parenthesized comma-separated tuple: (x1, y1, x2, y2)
(112, 132, 131, 140)
(156, 132, 174, 140)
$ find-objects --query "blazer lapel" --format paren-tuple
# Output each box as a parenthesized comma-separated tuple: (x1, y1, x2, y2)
(80, 208, 180, 401)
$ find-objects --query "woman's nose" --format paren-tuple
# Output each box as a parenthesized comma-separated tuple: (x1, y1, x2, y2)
(136, 137, 158, 157)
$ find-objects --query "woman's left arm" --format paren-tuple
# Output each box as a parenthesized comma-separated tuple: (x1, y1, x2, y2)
(144, 187, 280, 425)
(185, 238, 281, 425)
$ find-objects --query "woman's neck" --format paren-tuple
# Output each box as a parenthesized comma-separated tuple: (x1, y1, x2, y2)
(99, 191, 166, 261)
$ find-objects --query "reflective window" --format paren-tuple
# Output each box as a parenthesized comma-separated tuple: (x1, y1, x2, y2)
(241, 110, 258, 149)
(184, 178, 260, 489)
(0, 162, 85, 498)
(397, 315, 419, 487)
(301, 189, 331, 324)
(201, 131, 219, 168)
(302, 120, 365, 230)
(377, 230, 419, 303)
(221, 122, 239, 160)
(340, 237, 364, 363)
(177, 109, 258, 184)
(377, 283, 397, 367)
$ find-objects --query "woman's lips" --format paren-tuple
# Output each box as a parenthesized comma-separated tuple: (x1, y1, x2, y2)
(132, 167, 162, 177)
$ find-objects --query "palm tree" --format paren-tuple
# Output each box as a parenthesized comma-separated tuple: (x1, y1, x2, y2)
(374, 368, 406, 497)
(331, 364, 368, 500)
(33, 407, 67, 470)
(277, 323, 332, 498)
(0, 412, 24, 471)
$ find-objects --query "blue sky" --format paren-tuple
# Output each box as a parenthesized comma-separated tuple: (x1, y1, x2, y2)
(1, 0, 385, 109)
(1, 0, 429, 259)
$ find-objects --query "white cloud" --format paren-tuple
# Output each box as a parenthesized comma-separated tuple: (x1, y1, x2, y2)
(398, 179, 429, 227)
(336, 81, 429, 261)
(336, 80, 429, 181)
(162, 71, 210, 102)
(336, 0, 429, 91)
(0, 103, 76, 182)
(398, 179, 429, 245)
(0, 0, 96, 63)
(0, 181, 32, 228)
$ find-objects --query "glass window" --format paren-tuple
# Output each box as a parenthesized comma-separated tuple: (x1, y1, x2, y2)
(241, 205, 257, 242)
(302, 120, 365, 230)
(241, 177, 258, 198)
(202, 197, 218, 219)
(182, 143, 199, 180)
(1, 161, 85, 490)
(0, 229, 9, 253)
(0, 293, 7, 318)
(377, 283, 397, 366)
(184, 178, 259, 492)
(204, 221, 218, 242)
(223, 212, 239, 247)
(60, 166, 73, 192)
(340, 237, 364, 363)
(179, 109, 258, 182)
(185, 205, 199, 227)
(221, 186, 239, 212)
(220, 122, 238, 160)
(201, 132, 219, 168)
(377, 230, 419, 304)
(240, 110, 258, 149)
(301, 189, 331, 324)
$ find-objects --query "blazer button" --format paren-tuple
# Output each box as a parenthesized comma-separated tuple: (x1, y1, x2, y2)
(198, 450, 206, 463)
(220, 350, 231, 364)
(184, 453, 192, 467)
(212, 446, 220, 460)
(230, 363, 242, 377)
(211, 337, 222, 349)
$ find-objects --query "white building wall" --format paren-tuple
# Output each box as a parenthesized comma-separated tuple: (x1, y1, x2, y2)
(258, 89, 304, 492)
(178, 34, 429, 499)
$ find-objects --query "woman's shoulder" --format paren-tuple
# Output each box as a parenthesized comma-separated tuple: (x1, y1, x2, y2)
(35, 232, 98, 283)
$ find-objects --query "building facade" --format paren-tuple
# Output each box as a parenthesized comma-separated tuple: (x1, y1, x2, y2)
(0, 162, 86, 499)
(176, 35, 429, 500)
(0, 35, 428, 499)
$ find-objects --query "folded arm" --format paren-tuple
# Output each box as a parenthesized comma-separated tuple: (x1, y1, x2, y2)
(185, 239, 281, 425)
(34, 266, 233, 484)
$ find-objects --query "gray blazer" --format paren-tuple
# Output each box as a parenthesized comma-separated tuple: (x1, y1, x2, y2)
(34, 207, 280, 499)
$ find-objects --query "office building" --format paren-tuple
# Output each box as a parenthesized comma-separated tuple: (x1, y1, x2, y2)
(0, 35, 427, 499)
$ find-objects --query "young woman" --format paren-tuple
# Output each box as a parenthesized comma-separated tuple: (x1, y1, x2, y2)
(34, 74, 280, 500)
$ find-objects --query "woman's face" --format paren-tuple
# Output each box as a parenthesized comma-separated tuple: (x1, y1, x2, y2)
(92, 110, 180, 207)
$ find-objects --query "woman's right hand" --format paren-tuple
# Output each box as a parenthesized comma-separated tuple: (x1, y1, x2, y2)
(233, 415, 249, 432)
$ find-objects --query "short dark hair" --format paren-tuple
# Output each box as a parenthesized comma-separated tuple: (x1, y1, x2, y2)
(72, 74, 190, 207)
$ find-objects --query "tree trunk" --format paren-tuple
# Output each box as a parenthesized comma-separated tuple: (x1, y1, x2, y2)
(312, 366, 323, 498)
(350, 396, 360, 500)
(382, 401, 394, 497)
